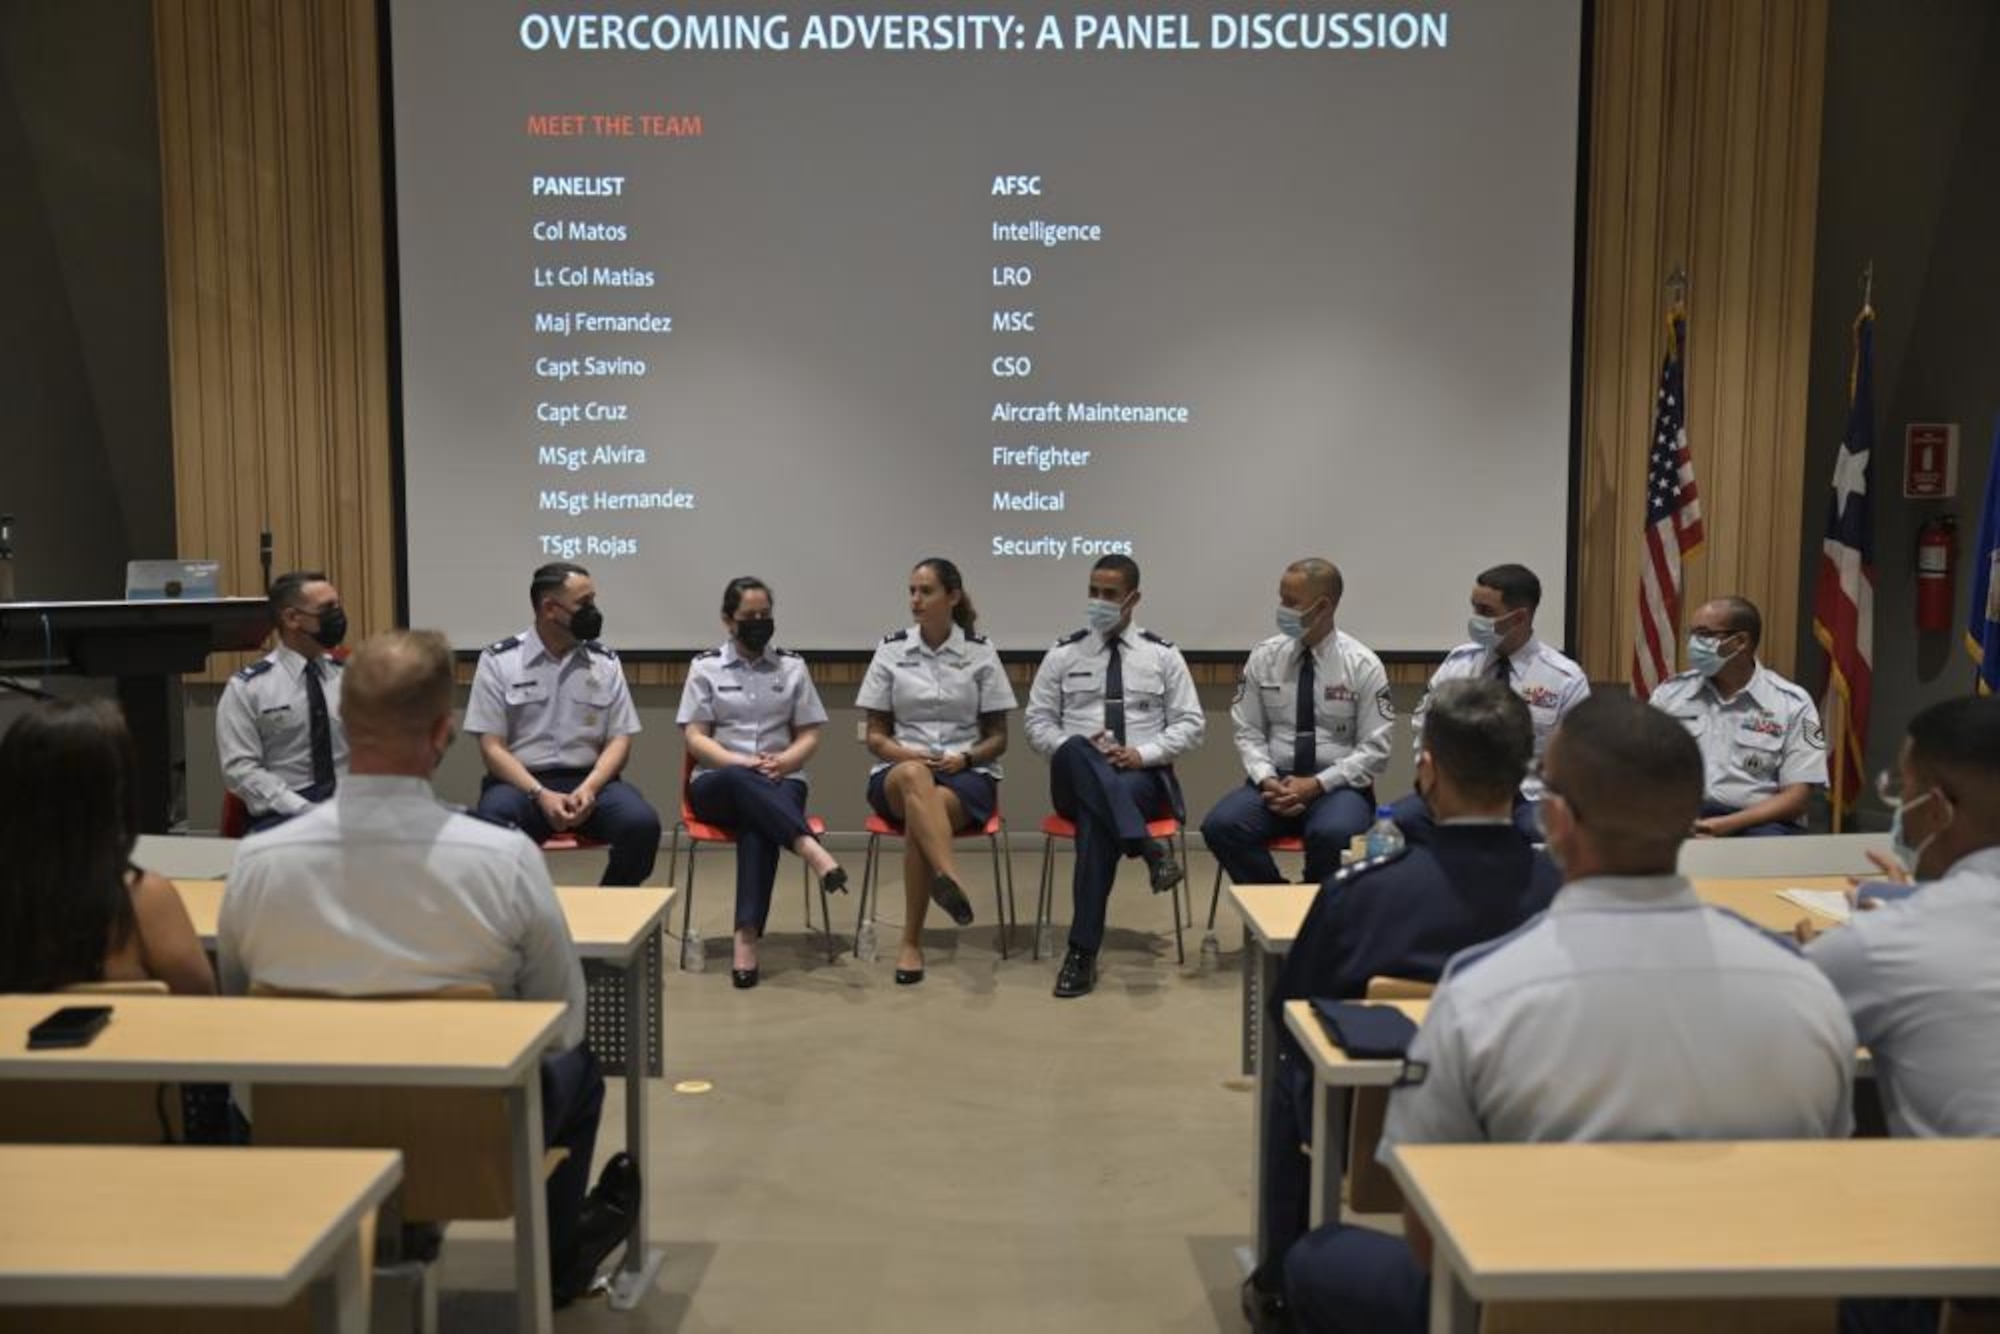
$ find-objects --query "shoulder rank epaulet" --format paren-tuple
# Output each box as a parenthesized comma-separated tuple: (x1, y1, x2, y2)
(233, 658, 276, 682)
(1139, 629, 1175, 647)
(693, 647, 720, 660)
(484, 635, 521, 655)
(777, 647, 803, 658)
(1054, 627, 1089, 646)
(882, 628, 909, 644)
(1327, 844, 1410, 886)
(583, 640, 617, 659)
(964, 630, 989, 645)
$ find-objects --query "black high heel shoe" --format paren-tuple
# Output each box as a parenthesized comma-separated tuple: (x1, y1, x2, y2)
(894, 966, 925, 986)
(731, 966, 759, 989)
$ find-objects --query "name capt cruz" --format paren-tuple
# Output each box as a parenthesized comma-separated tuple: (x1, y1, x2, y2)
(536, 401, 630, 427)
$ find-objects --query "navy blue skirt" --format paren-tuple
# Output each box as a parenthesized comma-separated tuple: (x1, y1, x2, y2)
(866, 765, 999, 831)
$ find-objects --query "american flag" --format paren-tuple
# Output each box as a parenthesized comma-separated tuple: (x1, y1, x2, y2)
(1632, 310, 1704, 697)
(1812, 306, 1877, 811)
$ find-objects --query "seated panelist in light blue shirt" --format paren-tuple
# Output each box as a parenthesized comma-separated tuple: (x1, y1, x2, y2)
(676, 576, 847, 989)
(857, 557, 1017, 985)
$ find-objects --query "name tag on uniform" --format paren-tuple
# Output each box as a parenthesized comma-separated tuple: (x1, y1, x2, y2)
(258, 705, 291, 716)
(505, 680, 545, 700)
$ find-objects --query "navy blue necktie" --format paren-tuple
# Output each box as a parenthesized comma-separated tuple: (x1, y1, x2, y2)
(1293, 649, 1317, 777)
(1492, 652, 1512, 686)
(1104, 639, 1127, 745)
(305, 659, 336, 790)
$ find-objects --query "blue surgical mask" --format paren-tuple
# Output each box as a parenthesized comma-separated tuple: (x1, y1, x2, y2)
(1085, 598, 1124, 635)
(1275, 605, 1308, 640)
(1686, 633, 1736, 678)
(1467, 614, 1503, 650)
(1888, 788, 1949, 875)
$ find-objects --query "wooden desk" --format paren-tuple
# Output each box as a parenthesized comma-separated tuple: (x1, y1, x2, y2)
(0, 1144, 399, 1334)
(1226, 882, 1318, 1273)
(171, 879, 674, 1312)
(1282, 999, 1428, 1226)
(1390, 1140, 2000, 1332)
(0, 994, 562, 1333)
(1692, 875, 1850, 934)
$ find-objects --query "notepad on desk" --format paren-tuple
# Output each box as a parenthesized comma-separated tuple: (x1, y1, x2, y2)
(1777, 888, 1853, 922)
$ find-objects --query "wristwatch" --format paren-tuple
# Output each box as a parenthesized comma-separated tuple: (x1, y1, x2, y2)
(526, 783, 545, 800)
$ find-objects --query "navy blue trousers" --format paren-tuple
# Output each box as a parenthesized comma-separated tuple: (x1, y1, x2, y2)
(1284, 1221, 1428, 1334)
(477, 769, 662, 886)
(1701, 799, 1803, 838)
(686, 767, 814, 934)
(1048, 735, 1175, 954)
(1203, 782, 1374, 885)
(1256, 1049, 1317, 1288)
(541, 1043, 606, 1276)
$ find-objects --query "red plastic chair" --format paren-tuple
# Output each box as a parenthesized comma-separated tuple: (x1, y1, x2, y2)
(1033, 812, 1191, 965)
(665, 754, 836, 966)
(538, 831, 606, 853)
(218, 790, 253, 839)
(853, 808, 1019, 959)
(1203, 833, 1307, 931)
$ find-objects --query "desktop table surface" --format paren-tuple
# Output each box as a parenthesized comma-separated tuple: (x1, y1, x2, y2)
(1229, 875, 1852, 950)
(1390, 1139, 2000, 1300)
(0, 993, 563, 1086)
(0, 1144, 400, 1307)
(170, 880, 673, 959)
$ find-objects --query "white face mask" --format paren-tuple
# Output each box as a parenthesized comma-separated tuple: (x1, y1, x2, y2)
(1888, 788, 1951, 875)
(1467, 615, 1503, 650)
(1276, 605, 1308, 640)
(1085, 598, 1124, 635)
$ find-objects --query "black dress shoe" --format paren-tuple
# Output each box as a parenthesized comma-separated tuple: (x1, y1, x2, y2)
(1052, 946, 1096, 998)
(894, 967, 925, 986)
(819, 866, 849, 895)
(929, 873, 975, 926)
(1143, 839, 1184, 895)
(730, 967, 759, 989)
(555, 1153, 642, 1306)
(1241, 1274, 1294, 1333)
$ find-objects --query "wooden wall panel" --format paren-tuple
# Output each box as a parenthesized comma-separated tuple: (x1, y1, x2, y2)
(156, 0, 393, 679)
(158, 0, 1824, 690)
(1578, 0, 1827, 681)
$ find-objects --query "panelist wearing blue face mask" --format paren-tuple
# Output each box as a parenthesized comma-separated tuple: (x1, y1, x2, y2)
(1647, 595, 1827, 836)
(1201, 558, 1394, 891)
(1024, 554, 1205, 999)
(1392, 563, 1589, 841)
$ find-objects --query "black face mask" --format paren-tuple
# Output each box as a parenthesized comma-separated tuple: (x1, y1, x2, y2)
(567, 603, 604, 642)
(310, 607, 347, 650)
(735, 617, 775, 653)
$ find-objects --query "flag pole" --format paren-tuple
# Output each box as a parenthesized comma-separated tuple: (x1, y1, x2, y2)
(1829, 699, 1846, 833)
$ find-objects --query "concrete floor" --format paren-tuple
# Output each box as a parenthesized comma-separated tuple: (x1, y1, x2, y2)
(432, 847, 1278, 1332)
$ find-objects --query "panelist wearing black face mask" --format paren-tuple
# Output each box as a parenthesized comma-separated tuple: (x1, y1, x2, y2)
(675, 575, 848, 988)
(465, 562, 662, 887)
(216, 569, 352, 831)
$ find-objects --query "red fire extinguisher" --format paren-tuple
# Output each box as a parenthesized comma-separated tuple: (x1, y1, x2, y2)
(1916, 514, 1956, 633)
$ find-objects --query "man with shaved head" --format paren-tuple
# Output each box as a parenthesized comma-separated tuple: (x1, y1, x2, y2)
(1650, 594, 1826, 835)
(219, 630, 634, 1303)
(1283, 693, 1855, 1334)
(1204, 557, 1394, 888)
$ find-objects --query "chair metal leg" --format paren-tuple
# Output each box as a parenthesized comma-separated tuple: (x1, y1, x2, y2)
(1206, 859, 1227, 932)
(1169, 842, 1187, 966)
(1033, 835, 1057, 961)
(677, 842, 699, 969)
(854, 832, 882, 954)
(987, 830, 1010, 960)
(817, 867, 837, 964)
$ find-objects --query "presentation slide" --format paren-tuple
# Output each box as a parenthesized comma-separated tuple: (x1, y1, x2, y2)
(388, 2, 1584, 653)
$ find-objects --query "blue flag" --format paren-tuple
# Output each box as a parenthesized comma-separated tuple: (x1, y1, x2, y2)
(1969, 417, 2000, 695)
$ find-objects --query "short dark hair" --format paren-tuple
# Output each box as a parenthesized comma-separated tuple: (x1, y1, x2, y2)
(268, 570, 327, 614)
(1546, 693, 1702, 873)
(1712, 595, 1763, 650)
(1422, 679, 1534, 804)
(530, 562, 589, 610)
(1476, 564, 1542, 611)
(1907, 696, 2000, 798)
(1287, 557, 1344, 607)
(721, 576, 772, 619)
(1091, 554, 1140, 592)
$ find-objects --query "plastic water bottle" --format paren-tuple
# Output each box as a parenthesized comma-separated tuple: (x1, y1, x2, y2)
(1037, 918, 1057, 960)
(1364, 805, 1405, 861)
(855, 918, 880, 963)
(681, 926, 706, 973)
(1198, 930, 1222, 974)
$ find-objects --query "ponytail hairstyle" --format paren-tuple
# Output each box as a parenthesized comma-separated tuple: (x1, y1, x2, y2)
(916, 557, 976, 632)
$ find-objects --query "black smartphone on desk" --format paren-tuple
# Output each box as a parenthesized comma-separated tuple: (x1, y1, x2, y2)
(27, 1005, 112, 1049)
